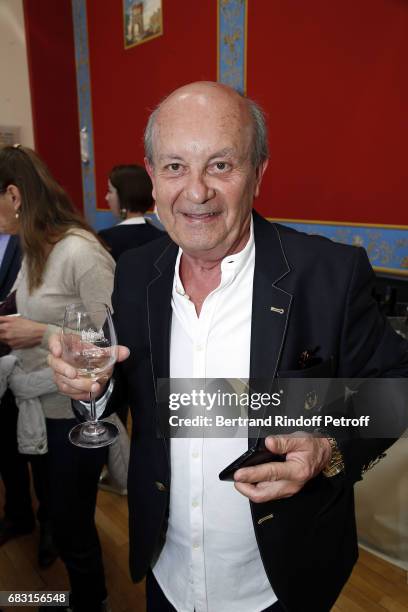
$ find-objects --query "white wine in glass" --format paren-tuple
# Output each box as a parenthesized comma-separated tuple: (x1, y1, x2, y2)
(61, 302, 119, 448)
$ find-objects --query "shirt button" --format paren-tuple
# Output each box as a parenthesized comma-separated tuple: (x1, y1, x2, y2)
(195, 344, 203, 352)
(192, 451, 199, 459)
(192, 500, 199, 508)
(192, 542, 200, 550)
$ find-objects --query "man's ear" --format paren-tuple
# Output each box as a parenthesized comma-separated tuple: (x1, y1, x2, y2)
(254, 160, 269, 198)
(144, 157, 156, 201)
(7, 184, 22, 212)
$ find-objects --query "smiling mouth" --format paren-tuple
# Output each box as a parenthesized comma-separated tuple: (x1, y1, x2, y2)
(181, 212, 221, 220)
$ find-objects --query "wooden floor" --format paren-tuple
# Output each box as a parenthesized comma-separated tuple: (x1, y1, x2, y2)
(0, 482, 407, 612)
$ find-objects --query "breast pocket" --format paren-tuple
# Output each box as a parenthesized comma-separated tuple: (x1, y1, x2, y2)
(275, 357, 336, 425)
(277, 356, 335, 379)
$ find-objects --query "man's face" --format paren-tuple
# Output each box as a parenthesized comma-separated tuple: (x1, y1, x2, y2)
(145, 87, 267, 260)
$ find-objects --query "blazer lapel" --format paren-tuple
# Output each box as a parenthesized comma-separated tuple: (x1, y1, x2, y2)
(147, 241, 178, 446)
(147, 240, 179, 379)
(249, 213, 293, 443)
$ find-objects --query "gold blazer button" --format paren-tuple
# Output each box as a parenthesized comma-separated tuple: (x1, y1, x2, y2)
(155, 481, 167, 492)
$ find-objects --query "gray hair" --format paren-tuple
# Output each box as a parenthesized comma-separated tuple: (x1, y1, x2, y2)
(144, 105, 161, 165)
(246, 97, 269, 167)
(144, 92, 269, 168)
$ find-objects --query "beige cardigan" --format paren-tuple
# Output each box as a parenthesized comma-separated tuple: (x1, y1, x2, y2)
(14, 229, 115, 419)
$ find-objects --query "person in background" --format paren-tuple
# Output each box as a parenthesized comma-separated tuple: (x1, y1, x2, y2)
(0, 234, 42, 560)
(0, 145, 114, 612)
(98, 165, 164, 459)
(99, 164, 164, 262)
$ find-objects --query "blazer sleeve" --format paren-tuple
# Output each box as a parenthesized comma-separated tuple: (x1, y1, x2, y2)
(334, 247, 408, 485)
(96, 252, 131, 419)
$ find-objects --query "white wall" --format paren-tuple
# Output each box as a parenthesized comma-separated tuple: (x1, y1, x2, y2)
(0, 0, 34, 147)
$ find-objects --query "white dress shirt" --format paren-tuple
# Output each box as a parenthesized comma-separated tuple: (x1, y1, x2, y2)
(153, 221, 277, 612)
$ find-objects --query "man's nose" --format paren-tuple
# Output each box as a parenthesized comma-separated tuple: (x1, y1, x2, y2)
(184, 172, 215, 204)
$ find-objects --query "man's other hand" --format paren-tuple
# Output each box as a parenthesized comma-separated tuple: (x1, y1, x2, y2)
(234, 434, 332, 503)
(47, 332, 130, 402)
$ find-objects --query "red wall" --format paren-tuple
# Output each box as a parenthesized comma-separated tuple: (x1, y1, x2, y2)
(248, 0, 408, 224)
(87, 0, 407, 225)
(24, 0, 83, 211)
(25, 0, 408, 225)
(87, 0, 217, 210)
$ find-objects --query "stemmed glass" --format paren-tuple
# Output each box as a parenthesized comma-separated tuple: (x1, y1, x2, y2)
(61, 302, 119, 448)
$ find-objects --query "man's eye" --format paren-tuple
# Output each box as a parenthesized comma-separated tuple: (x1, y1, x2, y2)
(216, 162, 227, 170)
(169, 163, 181, 171)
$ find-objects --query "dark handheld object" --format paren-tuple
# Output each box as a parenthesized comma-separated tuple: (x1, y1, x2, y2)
(219, 440, 286, 481)
(0, 290, 17, 316)
(0, 290, 17, 356)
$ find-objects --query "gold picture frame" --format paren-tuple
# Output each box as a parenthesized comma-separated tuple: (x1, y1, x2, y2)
(123, 0, 163, 49)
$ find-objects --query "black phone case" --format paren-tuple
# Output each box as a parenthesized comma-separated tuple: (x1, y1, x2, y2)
(219, 444, 285, 481)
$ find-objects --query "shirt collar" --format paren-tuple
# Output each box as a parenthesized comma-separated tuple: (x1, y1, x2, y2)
(118, 216, 146, 226)
(173, 216, 254, 298)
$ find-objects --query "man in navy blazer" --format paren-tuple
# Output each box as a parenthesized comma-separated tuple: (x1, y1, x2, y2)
(50, 82, 408, 612)
(0, 234, 20, 300)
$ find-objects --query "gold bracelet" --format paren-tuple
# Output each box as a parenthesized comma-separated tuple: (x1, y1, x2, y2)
(322, 437, 345, 478)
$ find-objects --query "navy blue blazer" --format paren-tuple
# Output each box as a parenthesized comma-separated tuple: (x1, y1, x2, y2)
(0, 236, 21, 301)
(106, 211, 408, 612)
(98, 221, 164, 262)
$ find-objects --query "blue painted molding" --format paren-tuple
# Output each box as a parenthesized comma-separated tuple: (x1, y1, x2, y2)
(270, 219, 408, 276)
(218, 0, 247, 94)
(93, 211, 117, 232)
(71, 0, 98, 227)
(71, 1, 135, 232)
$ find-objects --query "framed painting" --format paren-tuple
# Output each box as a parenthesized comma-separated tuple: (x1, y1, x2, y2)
(123, 0, 163, 49)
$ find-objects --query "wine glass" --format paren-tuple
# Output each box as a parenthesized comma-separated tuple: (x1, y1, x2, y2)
(61, 302, 119, 448)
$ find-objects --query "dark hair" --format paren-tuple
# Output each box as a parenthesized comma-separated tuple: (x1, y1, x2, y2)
(0, 145, 98, 292)
(109, 164, 153, 214)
